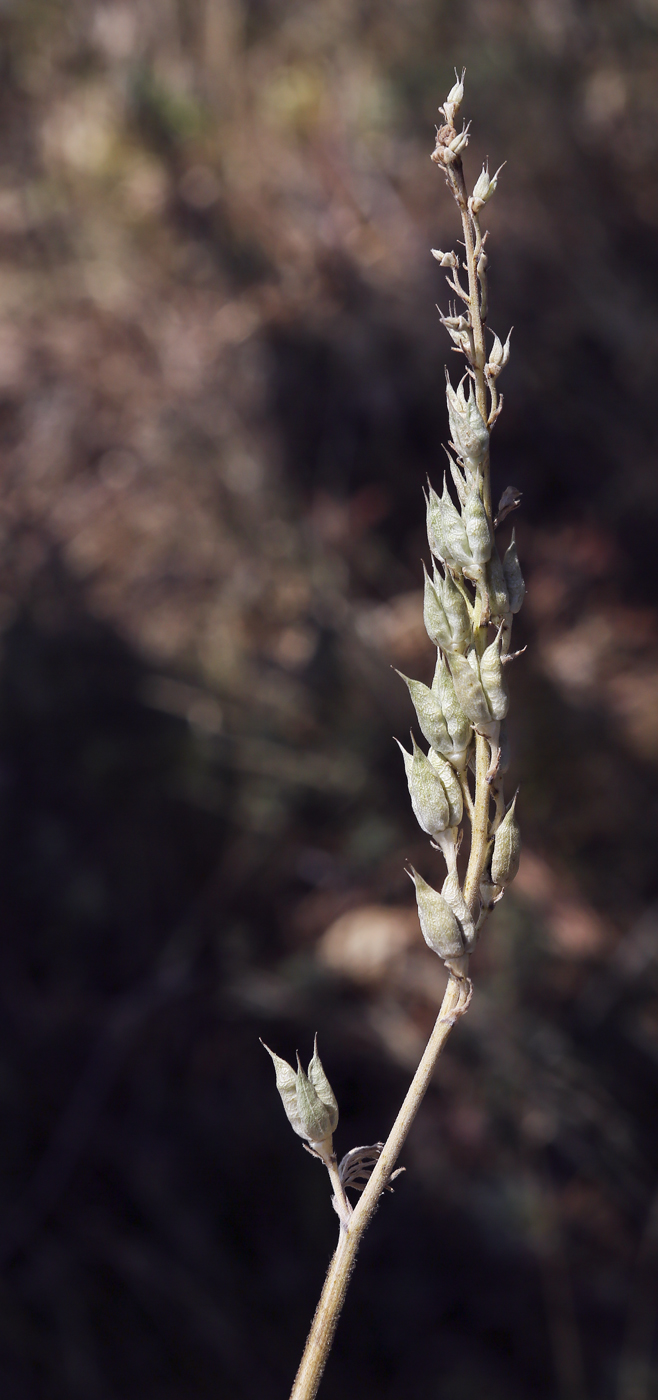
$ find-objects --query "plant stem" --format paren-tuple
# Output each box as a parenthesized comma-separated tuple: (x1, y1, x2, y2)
(289, 973, 468, 1400)
(463, 731, 492, 912)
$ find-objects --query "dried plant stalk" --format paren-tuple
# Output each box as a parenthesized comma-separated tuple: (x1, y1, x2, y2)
(265, 72, 525, 1400)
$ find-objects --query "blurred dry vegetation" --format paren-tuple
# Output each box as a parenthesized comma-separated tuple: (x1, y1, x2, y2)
(1, 1, 658, 1397)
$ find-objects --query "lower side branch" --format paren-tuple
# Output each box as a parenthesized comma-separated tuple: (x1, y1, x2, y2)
(289, 973, 470, 1400)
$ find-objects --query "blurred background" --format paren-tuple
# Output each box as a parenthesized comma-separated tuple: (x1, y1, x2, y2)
(0, 1, 657, 1397)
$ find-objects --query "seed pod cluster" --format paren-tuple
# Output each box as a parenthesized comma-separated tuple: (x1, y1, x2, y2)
(395, 70, 526, 975)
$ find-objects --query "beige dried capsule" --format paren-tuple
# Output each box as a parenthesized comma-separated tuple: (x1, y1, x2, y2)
(491, 793, 521, 886)
(407, 866, 467, 974)
(431, 249, 458, 268)
(469, 161, 505, 215)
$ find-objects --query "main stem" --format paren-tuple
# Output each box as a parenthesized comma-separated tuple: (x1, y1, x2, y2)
(289, 974, 466, 1400)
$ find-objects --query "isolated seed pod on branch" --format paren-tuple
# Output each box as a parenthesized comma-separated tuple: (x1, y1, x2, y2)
(262, 1038, 339, 1148)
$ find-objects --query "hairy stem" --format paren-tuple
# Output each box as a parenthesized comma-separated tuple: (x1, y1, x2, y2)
(289, 974, 468, 1400)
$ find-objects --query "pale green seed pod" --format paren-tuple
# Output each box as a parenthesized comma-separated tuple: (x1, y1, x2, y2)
(396, 670, 452, 754)
(441, 868, 476, 950)
(436, 478, 472, 569)
(440, 568, 472, 653)
(407, 866, 466, 969)
(446, 375, 489, 467)
(262, 1038, 338, 1146)
(395, 735, 450, 838)
(503, 529, 525, 614)
(427, 747, 463, 826)
(463, 487, 492, 565)
(447, 452, 468, 509)
(491, 793, 521, 886)
(485, 548, 510, 620)
(479, 625, 509, 722)
(449, 650, 493, 727)
(423, 564, 453, 651)
(307, 1036, 339, 1130)
(434, 658, 472, 757)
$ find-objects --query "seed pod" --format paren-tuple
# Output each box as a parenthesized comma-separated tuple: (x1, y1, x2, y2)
(407, 866, 465, 969)
(479, 625, 509, 722)
(262, 1037, 339, 1145)
(427, 747, 463, 826)
(395, 735, 450, 838)
(449, 650, 493, 727)
(441, 868, 476, 950)
(423, 564, 453, 651)
(435, 658, 472, 755)
(463, 486, 492, 564)
(491, 793, 521, 886)
(440, 568, 472, 653)
(485, 548, 510, 620)
(437, 478, 472, 569)
(503, 530, 525, 614)
(446, 374, 489, 467)
(396, 671, 452, 754)
(447, 451, 468, 509)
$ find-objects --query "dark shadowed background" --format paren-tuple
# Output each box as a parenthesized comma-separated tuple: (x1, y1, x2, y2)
(0, 2, 657, 1397)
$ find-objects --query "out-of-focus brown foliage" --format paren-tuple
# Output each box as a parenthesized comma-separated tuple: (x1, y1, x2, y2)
(1, 1, 658, 1397)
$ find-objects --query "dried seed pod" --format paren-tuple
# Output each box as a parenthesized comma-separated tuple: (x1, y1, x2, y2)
(446, 374, 489, 467)
(262, 1037, 339, 1146)
(407, 866, 466, 972)
(436, 478, 472, 569)
(447, 451, 468, 508)
(396, 671, 452, 754)
(479, 625, 509, 722)
(491, 793, 521, 886)
(441, 868, 476, 950)
(448, 649, 493, 727)
(431, 249, 458, 268)
(440, 567, 472, 653)
(463, 486, 492, 564)
(395, 735, 450, 838)
(434, 657, 473, 757)
(502, 529, 525, 614)
(486, 328, 512, 380)
(423, 564, 453, 651)
(427, 747, 463, 826)
(470, 161, 505, 215)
